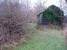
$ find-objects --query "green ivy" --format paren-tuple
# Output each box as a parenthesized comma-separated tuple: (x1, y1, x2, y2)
(38, 5, 64, 25)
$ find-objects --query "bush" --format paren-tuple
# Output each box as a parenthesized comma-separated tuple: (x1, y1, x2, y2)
(45, 5, 63, 24)
(0, 0, 30, 48)
(37, 5, 64, 26)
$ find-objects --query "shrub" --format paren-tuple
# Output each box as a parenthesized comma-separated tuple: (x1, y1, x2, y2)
(0, 0, 30, 48)
(37, 5, 64, 26)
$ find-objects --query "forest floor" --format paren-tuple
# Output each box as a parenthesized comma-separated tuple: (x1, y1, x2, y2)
(8, 24, 64, 50)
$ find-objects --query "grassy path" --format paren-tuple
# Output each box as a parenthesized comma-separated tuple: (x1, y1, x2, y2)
(12, 28, 64, 50)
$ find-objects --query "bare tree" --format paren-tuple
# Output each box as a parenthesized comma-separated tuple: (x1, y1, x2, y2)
(0, 0, 31, 49)
(34, 1, 45, 14)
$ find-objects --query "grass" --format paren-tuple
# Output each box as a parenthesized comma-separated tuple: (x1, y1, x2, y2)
(9, 24, 64, 50)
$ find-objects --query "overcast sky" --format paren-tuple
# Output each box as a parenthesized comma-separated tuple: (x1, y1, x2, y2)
(45, 0, 60, 7)
(30, 0, 60, 8)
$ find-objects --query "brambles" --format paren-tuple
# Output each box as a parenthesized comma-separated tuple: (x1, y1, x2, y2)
(0, 0, 31, 49)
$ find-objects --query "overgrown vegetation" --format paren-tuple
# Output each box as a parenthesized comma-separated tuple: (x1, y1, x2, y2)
(37, 5, 64, 26)
(0, 0, 31, 49)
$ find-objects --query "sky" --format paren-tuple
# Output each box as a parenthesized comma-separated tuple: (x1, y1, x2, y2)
(61, 0, 67, 15)
(30, 0, 67, 15)
(0, 0, 61, 8)
(30, 0, 60, 8)
(45, 0, 60, 7)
